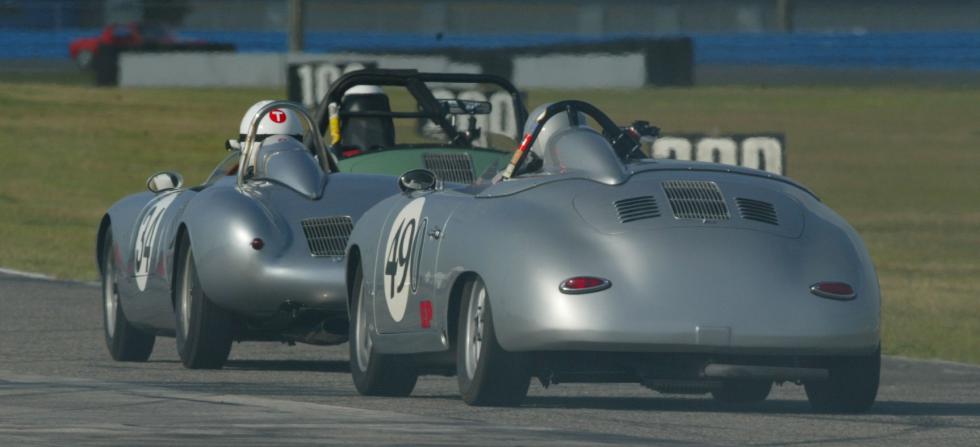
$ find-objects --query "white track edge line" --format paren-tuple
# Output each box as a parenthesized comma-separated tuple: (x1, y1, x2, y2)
(0, 267, 98, 287)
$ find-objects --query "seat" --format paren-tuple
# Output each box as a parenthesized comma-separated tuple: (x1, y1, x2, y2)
(339, 92, 395, 151)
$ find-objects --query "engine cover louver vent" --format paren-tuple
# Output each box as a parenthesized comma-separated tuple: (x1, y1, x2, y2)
(614, 196, 661, 223)
(423, 152, 475, 184)
(301, 216, 353, 257)
(736, 198, 779, 225)
(662, 180, 730, 220)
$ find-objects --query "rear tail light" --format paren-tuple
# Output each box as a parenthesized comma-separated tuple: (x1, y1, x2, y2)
(810, 282, 856, 300)
(559, 276, 611, 294)
(419, 300, 433, 328)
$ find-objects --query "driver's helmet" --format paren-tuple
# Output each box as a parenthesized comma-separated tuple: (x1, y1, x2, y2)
(238, 100, 304, 142)
(343, 85, 385, 97)
(524, 102, 589, 160)
(339, 85, 394, 151)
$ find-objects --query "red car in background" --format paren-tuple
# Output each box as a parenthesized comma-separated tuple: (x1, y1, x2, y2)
(68, 22, 196, 69)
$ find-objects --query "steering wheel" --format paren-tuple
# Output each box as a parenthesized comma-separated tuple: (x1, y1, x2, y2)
(501, 100, 642, 180)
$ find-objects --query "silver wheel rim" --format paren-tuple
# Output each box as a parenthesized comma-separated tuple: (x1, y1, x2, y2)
(464, 280, 487, 380)
(178, 249, 194, 339)
(102, 249, 118, 338)
(355, 280, 372, 373)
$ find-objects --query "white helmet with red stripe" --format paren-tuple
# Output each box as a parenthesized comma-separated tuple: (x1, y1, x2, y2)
(238, 100, 304, 141)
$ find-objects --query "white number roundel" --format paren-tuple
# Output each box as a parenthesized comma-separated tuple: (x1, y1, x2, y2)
(382, 198, 425, 322)
(134, 193, 177, 291)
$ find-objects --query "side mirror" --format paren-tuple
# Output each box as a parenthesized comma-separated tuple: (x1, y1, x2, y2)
(146, 171, 183, 193)
(398, 169, 438, 193)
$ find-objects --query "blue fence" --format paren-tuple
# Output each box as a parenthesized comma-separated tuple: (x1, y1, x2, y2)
(4, 29, 980, 71)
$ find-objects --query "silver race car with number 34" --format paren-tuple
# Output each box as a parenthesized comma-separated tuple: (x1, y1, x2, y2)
(97, 101, 400, 369)
(345, 100, 881, 412)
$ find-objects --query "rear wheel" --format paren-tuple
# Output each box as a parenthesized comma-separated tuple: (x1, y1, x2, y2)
(711, 380, 772, 404)
(174, 236, 234, 369)
(805, 348, 880, 413)
(456, 276, 531, 406)
(349, 263, 418, 396)
(101, 228, 155, 361)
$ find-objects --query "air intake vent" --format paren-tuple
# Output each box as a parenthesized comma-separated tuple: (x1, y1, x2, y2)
(423, 152, 475, 184)
(614, 196, 661, 223)
(301, 216, 353, 257)
(662, 180, 730, 220)
(736, 198, 778, 225)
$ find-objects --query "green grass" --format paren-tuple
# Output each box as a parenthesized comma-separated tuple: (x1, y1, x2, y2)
(1, 82, 978, 364)
(0, 70, 94, 85)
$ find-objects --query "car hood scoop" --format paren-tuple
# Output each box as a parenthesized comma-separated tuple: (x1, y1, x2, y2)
(423, 152, 475, 184)
(662, 180, 731, 221)
(573, 175, 804, 237)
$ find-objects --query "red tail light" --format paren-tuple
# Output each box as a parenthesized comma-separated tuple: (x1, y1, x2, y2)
(559, 276, 611, 294)
(419, 300, 433, 328)
(810, 282, 856, 300)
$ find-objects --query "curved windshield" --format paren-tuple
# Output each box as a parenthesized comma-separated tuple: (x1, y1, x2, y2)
(530, 127, 627, 184)
(203, 151, 240, 185)
(327, 78, 524, 157)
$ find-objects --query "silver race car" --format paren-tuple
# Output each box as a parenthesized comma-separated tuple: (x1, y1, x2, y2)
(97, 101, 400, 369)
(345, 100, 881, 412)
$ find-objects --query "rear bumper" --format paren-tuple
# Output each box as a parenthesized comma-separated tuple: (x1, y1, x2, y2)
(497, 287, 879, 355)
(529, 350, 874, 386)
(491, 226, 880, 357)
(501, 318, 880, 356)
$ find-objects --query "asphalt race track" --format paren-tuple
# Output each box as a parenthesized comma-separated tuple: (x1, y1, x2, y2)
(1, 272, 978, 446)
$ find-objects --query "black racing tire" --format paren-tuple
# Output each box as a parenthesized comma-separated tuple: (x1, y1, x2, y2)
(101, 228, 155, 361)
(711, 380, 772, 404)
(349, 263, 418, 396)
(805, 348, 880, 413)
(174, 235, 234, 369)
(456, 276, 531, 407)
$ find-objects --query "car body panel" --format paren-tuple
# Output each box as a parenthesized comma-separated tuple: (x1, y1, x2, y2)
(99, 153, 400, 339)
(349, 160, 880, 358)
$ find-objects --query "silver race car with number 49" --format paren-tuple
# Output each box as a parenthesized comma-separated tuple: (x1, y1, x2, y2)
(344, 100, 881, 412)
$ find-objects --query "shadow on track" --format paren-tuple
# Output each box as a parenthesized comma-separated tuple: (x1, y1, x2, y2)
(223, 359, 350, 373)
(520, 395, 980, 417)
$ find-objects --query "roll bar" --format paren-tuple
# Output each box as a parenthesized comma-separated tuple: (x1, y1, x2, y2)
(314, 69, 528, 143)
(238, 100, 338, 188)
(501, 100, 638, 180)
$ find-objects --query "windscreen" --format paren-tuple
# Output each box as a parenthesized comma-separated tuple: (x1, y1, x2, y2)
(333, 81, 523, 153)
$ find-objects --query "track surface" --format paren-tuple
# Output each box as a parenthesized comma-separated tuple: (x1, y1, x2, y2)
(2, 272, 979, 446)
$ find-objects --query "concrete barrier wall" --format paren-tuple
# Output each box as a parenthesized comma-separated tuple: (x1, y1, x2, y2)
(512, 52, 646, 88)
(119, 51, 652, 88)
(119, 53, 285, 87)
(118, 52, 481, 87)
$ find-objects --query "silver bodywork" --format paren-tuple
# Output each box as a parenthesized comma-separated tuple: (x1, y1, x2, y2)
(347, 158, 879, 360)
(97, 102, 400, 342)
